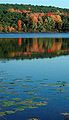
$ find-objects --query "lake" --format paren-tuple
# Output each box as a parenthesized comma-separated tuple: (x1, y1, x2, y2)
(0, 33, 69, 120)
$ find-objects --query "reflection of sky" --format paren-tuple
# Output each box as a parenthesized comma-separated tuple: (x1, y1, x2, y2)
(0, 0, 69, 9)
(1, 56, 69, 83)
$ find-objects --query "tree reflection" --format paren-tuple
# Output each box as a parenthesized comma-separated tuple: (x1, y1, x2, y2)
(64, 116, 69, 120)
(0, 38, 69, 59)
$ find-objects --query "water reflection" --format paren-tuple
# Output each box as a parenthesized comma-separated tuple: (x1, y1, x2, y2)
(0, 38, 69, 59)
(0, 38, 69, 120)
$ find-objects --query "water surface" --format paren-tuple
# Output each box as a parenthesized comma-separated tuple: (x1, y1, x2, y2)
(0, 37, 69, 120)
(0, 33, 69, 38)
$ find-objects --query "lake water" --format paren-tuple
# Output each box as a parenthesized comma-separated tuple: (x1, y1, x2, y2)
(0, 33, 69, 120)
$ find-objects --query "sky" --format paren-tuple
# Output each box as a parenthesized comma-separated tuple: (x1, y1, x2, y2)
(0, 0, 69, 9)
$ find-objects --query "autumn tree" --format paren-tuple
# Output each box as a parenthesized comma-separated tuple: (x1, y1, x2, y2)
(62, 15, 69, 31)
(17, 19, 22, 32)
(43, 17, 55, 32)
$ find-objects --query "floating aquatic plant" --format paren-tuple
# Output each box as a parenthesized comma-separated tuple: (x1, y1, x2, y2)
(0, 112, 6, 116)
(5, 110, 15, 115)
(28, 106, 37, 109)
(25, 79, 33, 82)
(61, 112, 69, 116)
(65, 96, 69, 100)
(3, 101, 15, 107)
(22, 84, 29, 88)
(12, 98, 21, 101)
(35, 101, 48, 106)
(25, 91, 34, 95)
(15, 106, 25, 111)
(28, 117, 39, 120)
(0, 73, 49, 118)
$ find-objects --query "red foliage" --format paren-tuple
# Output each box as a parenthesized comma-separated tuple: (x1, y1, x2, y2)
(29, 13, 45, 23)
(47, 12, 62, 22)
(17, 20, 22, 31)
(47, 12, 54, 16)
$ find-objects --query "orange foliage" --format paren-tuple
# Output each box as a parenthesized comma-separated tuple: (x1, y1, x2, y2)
(47, 12, 62, 23)
(8, 8, 62, 24)
(47, 12, 54, 16)
(8, 8, 31, 14)
(0, 26, 3, 31)
(39, 13, 45, 17)
(8, 8, 15, 12)
(29, 13, 39, 23)
(51, 15, 62, 22)
(17, 20, 22, 31)
(8, 26, 15, 32)
(29, 13, 44, 23)
(20, 10, 31, 13)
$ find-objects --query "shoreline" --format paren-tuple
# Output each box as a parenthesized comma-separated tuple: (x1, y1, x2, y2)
(0, 32, 69, 38)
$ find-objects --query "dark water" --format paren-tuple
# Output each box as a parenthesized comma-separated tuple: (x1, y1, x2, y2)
(0, 37, 69, 120)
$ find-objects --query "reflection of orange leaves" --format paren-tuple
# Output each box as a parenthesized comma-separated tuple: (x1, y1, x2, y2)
(48, 42, 62, 53)
(47, 49, 53, 53)
(18, 38, 22, 46)
(51, 42, 62, 51)
(39, 49, 44, 53)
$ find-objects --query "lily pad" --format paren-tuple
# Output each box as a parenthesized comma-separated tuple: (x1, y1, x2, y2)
(16, 106, 25, 111)
(25, 91, 34, 95)
(5, 110, 15, 115)
(28, 118, 39, 120)
(3, 101, 15, 107)
(61, 112, 69, 116)
(35, 101, 48, 106)
(12, 98, 21, 101)
(0, 112, 6, 116)
(25, 79, 32, 82)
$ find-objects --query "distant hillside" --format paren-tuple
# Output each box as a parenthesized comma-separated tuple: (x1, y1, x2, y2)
(0, 4, 69, 13)
(0, 4, 69, 32)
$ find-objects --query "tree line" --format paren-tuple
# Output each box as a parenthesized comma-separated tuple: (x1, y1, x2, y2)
(0, 4, 69, 32)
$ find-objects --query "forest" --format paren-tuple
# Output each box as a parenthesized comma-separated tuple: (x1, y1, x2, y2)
(0, 4, 69, 32)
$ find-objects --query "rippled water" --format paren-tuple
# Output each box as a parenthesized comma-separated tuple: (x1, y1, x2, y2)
(0, 37, 69, 120)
